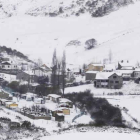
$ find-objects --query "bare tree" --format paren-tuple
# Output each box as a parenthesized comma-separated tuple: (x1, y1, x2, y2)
(83, 63, 87, 72)
(51, 49, 58, 89)
(109, 49, 112, 64)
(61, 51, 66, 97)
(136, 61, 140, 68)
(57, 59, 62, 88)
(36, 58, 43, 76)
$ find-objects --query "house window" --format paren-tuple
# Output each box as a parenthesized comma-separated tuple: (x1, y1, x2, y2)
(113, 76, 117, 79)
(97, 85, 99, 88)
(110, 81, 114, 83)
(8, 66, 10, 68)
(115, 81, 119, 83)
(102, 85, 104, 88)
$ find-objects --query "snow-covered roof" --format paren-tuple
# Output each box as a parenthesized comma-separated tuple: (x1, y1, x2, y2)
(5, 102, 17, 105)
(19, 81, 28, 85)
(116, 70, 134, 74)
(91, 63, 103, 66)
(134, 68, 140, 72)
(53, 107, 69, 111)
(57, 113, 64, 116)
(86, 71, 98, 74)
(34, 98, 43, 101)
(48, 94, 61, 98)
(30, 83, 40, 87)
(26, 92, 37, 97)
(119, 61, 133, 67)
(104, 64, 116, 71)
(121, 66, 134, 70)
(23, 70, 35, 75)
(95, 72, 113, 80)
(59, 98, 72, 103)
(0, 99, 9, 102)
(95, 72, 121, 80)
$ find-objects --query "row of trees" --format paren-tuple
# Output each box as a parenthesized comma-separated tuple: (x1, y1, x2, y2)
(90, 0, 133, 17)
(51, 49, 66, 97)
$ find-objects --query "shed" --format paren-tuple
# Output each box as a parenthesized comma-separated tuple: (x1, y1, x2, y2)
(85, 71, 98, 81)
(47, 94, 61, 103)
(55, 113, 64, 122)
(59, 107, 70, 115)
(34, 98, 45, 104)
(5, 102, 18, 109)
(59, 98, 73, 108)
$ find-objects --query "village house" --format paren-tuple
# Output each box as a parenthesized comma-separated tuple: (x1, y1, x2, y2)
(5, 102, 18, 109)
(21, 92, 37, 101)
(86, 63, 104, 72)
(94, 72, 123, 89)
(16, 70, 38, 83)
(55, 113, 64, 122)
(52, 107, 70, 116)
(0, 59, 18, 70)
(133, 68, 140, 83)
(32, 64, 52, 77)
(58, 98, 73, 108)
(118, 60, 135, 70)
(66, 69, 75, 82)
(116, 70, 134, 81)
(133, 68, 140, 79)
(34, 98, 45, 104)
(85, 71, 98, 81)
(47, 94, 61, 103)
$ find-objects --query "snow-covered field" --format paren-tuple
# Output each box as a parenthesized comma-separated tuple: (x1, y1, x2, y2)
(65, 81, 140, 95)
(40, 131, 140, 140)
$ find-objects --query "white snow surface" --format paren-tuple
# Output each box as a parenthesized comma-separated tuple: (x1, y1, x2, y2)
(40, 131, 140, 140)
(0, 1, 140, 68)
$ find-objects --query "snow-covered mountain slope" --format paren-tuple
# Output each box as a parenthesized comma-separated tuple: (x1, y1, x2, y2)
(0, 1, 140, 68)
(0, 0, 133, 18)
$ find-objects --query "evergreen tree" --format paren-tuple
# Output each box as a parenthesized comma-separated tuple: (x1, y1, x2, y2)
(61, 51, 66, 97)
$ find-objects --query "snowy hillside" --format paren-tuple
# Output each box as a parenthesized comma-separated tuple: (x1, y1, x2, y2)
(0, 0, 140, 68)
(0, 0, 133, 18)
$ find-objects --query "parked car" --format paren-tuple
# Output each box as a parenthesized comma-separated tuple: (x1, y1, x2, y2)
(78, 127, 87, 132)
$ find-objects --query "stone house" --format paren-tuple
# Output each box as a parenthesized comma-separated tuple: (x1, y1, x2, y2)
(94, 72, 123, 89)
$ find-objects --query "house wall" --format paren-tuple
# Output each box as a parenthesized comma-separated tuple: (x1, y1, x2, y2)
(94, 79, 109, 88)
(1, 64, 18, 70)
(33, 69, 46, 77)
(16, 72, 38, 83)
(62, 109, 70, 115)
(0, 92, 9, 99)
(85, 73, 96, 81)
(87, 64, 103, 71)
(108, 74, 123, 89)
(134, 71, 140, 79)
